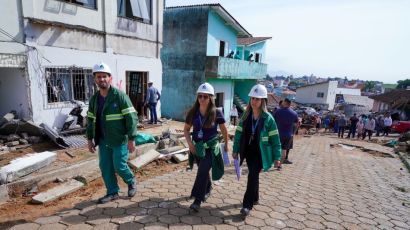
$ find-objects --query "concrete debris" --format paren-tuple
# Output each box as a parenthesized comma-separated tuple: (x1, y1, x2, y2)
(172, 153, 189, 163)
(0, 120, 43, 136)
(6, 134, 20, 142)
(19, 138, 29, 145)
(0, 151, 57, 184)
(6, 141, 19, 147)
(178, 137, 188, 148)
(31, 179, 84, 204)
(128, 149, 160, 169)
(338, 144, 355, 151)
(158, 145, 185, 154)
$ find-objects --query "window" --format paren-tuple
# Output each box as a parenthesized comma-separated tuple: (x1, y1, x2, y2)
(219, 41, 226, 57)
(126, 72, 148, 119)
(45, 67, 96, 104)
(215, 92, 225, 115)
(255, 53, 261, 63)
(317, 92, 324, 98)
(118, 0, 152, 23)
(60, 0, 97, 9)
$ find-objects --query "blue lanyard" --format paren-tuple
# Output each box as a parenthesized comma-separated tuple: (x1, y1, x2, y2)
(251, 114, 260, 136)
(198, 113, 206, 130)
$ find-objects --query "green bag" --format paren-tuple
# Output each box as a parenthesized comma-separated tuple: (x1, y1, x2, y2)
(134, 133, 157, 145)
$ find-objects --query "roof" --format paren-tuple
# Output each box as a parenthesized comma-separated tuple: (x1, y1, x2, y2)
(369, 89, 410, 109)
(166, 4, 251, 37)
(341, 95, 374, 108)
(267, 93, 297, 109)
(296, 81, 331, 90)
(237, 37, 272, 46)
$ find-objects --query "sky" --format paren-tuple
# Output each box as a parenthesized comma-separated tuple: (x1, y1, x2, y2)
(165, 0, 410, 84)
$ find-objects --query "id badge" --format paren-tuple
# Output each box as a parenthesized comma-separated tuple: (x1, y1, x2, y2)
(198, 130, 203, 139)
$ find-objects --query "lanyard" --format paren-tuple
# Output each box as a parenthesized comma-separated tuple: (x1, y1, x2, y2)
(198, 113, 206, 139)
(249, 114, 260, 144)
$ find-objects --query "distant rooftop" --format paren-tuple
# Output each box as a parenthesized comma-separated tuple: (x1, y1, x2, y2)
(238, 37, 272, 46)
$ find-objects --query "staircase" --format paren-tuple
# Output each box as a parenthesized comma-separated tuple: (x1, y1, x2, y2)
(233, 94, 248, 113)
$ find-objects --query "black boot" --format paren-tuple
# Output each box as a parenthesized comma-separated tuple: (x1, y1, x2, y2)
(128, 180, 137, 197)
(98, 193, 119, 204)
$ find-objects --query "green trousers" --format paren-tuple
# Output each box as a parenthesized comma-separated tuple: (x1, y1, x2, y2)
(98, 139, 135, 195)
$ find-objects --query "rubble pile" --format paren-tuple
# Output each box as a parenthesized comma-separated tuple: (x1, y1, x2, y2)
(0, 133, 42, 154)
(395, 131, 410, 153)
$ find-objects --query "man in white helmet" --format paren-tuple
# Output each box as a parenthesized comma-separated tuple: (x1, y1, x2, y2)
(87, 62, 138, 204)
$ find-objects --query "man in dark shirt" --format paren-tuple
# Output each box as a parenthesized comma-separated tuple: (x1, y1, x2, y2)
(347, 113, 359, 138)
(274, 98, 299, 166)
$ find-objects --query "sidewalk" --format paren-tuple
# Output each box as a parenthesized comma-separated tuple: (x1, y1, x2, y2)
(9, 135, 410, 229)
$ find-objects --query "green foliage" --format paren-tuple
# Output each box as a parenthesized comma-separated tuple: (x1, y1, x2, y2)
(396, 79, 410, 89)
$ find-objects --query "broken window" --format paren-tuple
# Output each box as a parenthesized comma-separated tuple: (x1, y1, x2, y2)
(118, 0, 152, 23)
(45, 67, 95, 104)
(59, 0, 97, 9)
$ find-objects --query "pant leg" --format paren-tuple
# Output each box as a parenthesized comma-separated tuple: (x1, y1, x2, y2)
(243, 155, 261, 209)
(148, 104, 154, 122)
(351, 126, 356, 138)
(99, 139, 119, 195)
(368, 130, 373, 140)
(191, 150, 212, 202)
(151, 103, 158, 122)
(112, 143, 135, 185)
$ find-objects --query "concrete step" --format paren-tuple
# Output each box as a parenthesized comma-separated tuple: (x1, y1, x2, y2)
(128, 149, 160, 169)
(0, 151, 56, 184)
(31, 179, 84, 204)
(158, 145, 185, 154)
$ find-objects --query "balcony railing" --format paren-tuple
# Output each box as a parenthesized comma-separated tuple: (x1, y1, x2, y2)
(205, 56, 267, 79)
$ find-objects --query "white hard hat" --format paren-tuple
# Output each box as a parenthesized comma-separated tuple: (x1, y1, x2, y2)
(92, 62, 112, 75)
(197, 82, 214, 95)
(248, 84, 268, 98)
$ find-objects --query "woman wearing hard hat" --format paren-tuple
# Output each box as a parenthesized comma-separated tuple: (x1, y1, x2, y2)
(183, 82, 229, 212)
(232, 84, 282, 217)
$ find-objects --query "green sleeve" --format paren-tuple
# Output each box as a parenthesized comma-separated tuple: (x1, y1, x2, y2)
(86, 96, 96, 140)
(233, 120, 244, 153)
(120, 94, 138, 140)
(269, 116, 282, 161)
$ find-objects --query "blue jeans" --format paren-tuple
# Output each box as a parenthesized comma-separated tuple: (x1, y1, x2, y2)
(148, 102, 158, 123)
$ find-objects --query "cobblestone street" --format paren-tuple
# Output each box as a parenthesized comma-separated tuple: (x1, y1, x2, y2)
(9, 135, 410, 230)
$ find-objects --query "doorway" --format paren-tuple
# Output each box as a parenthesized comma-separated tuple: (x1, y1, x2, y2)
(126, 71, 148, 120)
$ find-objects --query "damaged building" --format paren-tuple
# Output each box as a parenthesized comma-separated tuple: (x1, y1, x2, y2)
(0, 0, 163, 130)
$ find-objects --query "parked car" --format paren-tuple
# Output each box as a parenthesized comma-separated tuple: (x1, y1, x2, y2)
(391, 121, 410, 133)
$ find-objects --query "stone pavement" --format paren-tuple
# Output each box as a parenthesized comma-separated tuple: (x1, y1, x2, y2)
(9, 136, 410, 230)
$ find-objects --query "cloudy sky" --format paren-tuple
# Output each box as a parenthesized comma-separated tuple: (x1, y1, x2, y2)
(166, 0, 410, 83)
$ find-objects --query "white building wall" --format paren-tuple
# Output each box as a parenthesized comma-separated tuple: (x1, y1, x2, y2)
(295, 82, 329, 105)
(26, 45, 162, 128)
(208, 79, 233, 122)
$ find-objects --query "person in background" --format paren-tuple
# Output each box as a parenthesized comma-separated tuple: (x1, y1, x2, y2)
(363, 115, 376, 140)
(232, 84, 281, 217)
(347, 113, 359, 138)
(230, 105, 239, 126)
(183, 82, 228, 212)
(87, 62, 138, 204)
(338, 114, 347, 138)
(383, 113, 392, 136)
(323, 116, 330, 133)
(274, 98, 299, 165)
(145, 81, 161, 124)
(375, 115, 384, 136)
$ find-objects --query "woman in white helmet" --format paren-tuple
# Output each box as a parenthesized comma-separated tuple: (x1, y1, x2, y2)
(232, 84, 282, 217)
(183, 82, 229, 212)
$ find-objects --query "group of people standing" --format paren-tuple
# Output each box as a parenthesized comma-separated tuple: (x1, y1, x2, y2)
(322, 113, 393, 140)
(85, 62, 298, 218)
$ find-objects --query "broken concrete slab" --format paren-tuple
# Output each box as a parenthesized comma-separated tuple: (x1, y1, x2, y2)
(0, 120, 43, 136)
(172, 153, 189, 163)
(158, 145, 185, 154)
(0, 151, 57, 184)
(178, 137, 188, 148)
(128, 149, 160, 169)
(31, 179, 84, 204)
(158, 148, 189, 159)
(5, 141, 19, 147)
(129, 142, 157, 160)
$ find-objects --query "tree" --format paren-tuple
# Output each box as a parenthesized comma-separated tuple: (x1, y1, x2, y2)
(396, 79, 410, 89)
(364, 80, 376, 92)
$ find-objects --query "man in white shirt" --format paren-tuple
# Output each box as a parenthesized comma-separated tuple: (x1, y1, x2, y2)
(383, 113, 392, 136)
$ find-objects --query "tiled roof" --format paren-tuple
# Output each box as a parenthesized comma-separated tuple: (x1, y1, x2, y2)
(237, 37, 272, 46)
(267, 93, 297, 109)
(369, 89, 410, 109)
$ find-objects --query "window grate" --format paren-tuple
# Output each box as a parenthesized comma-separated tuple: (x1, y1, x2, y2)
(45, 67, 95, 109)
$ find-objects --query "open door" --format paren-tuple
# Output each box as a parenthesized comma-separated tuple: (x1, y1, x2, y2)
(126, 71, 148, 120)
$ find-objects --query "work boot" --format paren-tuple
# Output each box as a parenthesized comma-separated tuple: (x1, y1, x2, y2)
(240, 207, 250, 217)
(190, 199, 201, 212)
(97, 193, 119, 204)
(283, 159, 293, 164)
(128, 180, 137, 197)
